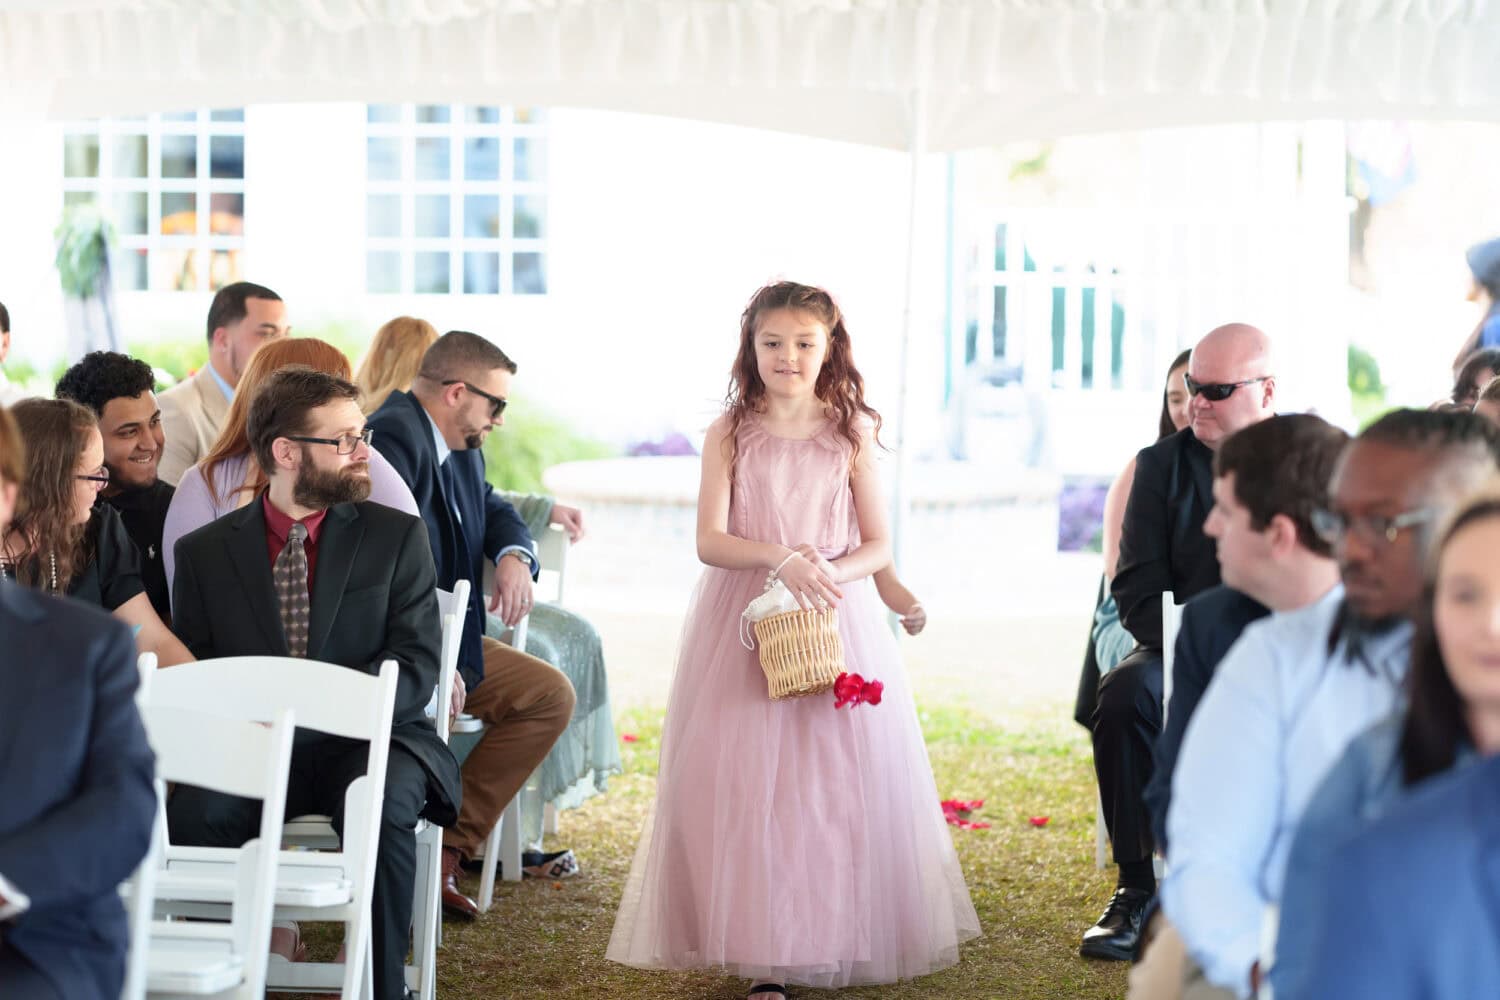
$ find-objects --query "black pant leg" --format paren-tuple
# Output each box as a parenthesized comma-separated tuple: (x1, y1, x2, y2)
(1091, 647, 1164, 865)
(317, 741, 428, 1000)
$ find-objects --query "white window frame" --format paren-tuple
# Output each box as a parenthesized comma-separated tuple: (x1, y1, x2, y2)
(61, 109, 247, 293)
(364, 103, 548, 296)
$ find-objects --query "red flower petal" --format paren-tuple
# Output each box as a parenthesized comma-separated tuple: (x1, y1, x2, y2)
(621, 733, 639, 743)
(860, 680, 884, 706)
(1028, 816, 1050, 827)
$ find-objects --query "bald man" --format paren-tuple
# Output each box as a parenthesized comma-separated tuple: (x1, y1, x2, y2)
(1081, 324, 1276, 962)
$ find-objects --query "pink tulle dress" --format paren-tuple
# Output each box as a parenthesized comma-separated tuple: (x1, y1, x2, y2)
(607, 414, 980, 988)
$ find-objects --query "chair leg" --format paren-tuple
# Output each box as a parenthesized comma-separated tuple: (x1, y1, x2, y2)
(408, 827, 440, 999)
(543, 801, 559, 837)
(477, 794, 522, 913)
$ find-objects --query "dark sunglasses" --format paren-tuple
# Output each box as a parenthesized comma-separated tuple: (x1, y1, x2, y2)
(443, 380, 508, 420)
(1183, 374, 1271, 402)
(287, 427, 374, 455)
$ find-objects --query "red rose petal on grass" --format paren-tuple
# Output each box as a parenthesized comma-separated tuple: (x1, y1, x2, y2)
(1028, 816, 1050, 828)
(621, 733, 639, 743)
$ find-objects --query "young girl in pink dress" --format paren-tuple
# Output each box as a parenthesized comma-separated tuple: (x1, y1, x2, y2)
(607, 282, 980, 998)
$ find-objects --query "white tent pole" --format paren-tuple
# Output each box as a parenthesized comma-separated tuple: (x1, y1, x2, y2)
(890, 82, 928, 602)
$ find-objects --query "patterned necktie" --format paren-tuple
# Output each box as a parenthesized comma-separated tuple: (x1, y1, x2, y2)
(274, 521, 311, 658)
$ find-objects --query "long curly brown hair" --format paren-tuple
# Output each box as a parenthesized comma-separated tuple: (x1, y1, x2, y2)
(7, 398, 98, 593)
(200, 338, 353, 505)
(723, 282, 882, 484)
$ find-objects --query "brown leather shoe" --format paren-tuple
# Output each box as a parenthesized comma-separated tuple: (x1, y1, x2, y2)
(440, 847, 480, 920)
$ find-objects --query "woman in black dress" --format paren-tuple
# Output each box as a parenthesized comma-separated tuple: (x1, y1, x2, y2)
(1, 398, 191, 665)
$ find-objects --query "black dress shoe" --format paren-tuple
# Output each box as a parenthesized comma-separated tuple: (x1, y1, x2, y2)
(1079, 887, 1153, 961)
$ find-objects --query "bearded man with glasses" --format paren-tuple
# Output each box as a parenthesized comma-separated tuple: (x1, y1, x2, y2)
(1081, 323, 1278, 962)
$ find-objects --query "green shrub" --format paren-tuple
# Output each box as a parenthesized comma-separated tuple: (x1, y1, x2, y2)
(482, 397, 616, 493)
(131, 338, 209, 389)
(1348, 343, 1384, 396)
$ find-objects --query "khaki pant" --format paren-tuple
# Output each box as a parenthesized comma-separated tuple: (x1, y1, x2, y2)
(1128, 917, 1241, 1000)
(442, 636, 576, 858)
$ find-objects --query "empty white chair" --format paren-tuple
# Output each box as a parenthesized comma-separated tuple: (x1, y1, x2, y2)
(146, 657, 398, 1000)
(120, 653, 160, 1000)
(138, 703, 295, 999)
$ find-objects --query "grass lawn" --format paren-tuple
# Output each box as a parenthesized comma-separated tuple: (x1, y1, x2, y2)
(394, 701, 1130, 1000)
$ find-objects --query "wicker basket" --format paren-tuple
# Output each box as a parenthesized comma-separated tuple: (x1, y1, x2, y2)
(752, 607, 845, 699)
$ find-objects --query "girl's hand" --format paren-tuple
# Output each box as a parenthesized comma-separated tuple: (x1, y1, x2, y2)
(776, 551, 843, 610)
(792, 542, 841, 584)
(899, 601, 926, 636)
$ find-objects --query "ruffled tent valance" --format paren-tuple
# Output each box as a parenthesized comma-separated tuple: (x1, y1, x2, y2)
(2, 1, 1498, 147)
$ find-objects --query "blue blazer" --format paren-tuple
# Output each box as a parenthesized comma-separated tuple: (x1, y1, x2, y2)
(1289, 752, 1500, 999)
(0, 580, 156, 1000)
(366, 390, 536, 689)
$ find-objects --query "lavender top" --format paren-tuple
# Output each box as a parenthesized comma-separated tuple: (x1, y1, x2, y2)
(161, 447, 419, 606)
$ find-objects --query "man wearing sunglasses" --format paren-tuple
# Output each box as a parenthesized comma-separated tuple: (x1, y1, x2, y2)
(367, 330, 576, 919)
(1083, 323, 1277, 962)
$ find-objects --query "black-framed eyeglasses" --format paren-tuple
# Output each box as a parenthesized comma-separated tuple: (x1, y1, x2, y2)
(442, 380, 507, 420)
(1183, 375, 1272, 402)
(1311, 506, 1437, 546)
(287, 428, 374, 455)
(74, 466, 110, 486)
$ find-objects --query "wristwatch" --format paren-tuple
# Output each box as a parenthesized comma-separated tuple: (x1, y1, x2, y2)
(502, 550, 534, 570)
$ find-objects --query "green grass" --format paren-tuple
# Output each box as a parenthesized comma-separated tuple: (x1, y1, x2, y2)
(303, 702, 1127, 999)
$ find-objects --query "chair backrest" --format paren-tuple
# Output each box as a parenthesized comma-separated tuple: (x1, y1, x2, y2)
(134, 652, 157, 713)
(146, 657, 398, 926)
(140, 703, 296, 999)
(1162, 591, 1181, 724)
(535, 524, 570, 605)
(433, 580, 469, 742)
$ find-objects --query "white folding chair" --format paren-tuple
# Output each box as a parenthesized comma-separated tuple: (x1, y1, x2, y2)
(453, 525, 571, 910)
(120, 653, 159, 1000)
(138, 703, 296, 999)
(1094, 591, 1180, 871)
(145, 658, 398, 1000)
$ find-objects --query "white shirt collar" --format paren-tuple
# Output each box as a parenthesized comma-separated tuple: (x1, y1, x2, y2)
(422, 406, 451, 466)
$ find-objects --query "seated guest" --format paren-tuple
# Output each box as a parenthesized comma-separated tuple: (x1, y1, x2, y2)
(56, 351, 174, 622)
(1451, 236, 1500, 368)
(1157, 409, 1500, 1000)
(1289, 755, 1500, 998)
(168, 367, 460, 1000)
(162, 337, 417, 599)
(1, 398, 191, 666)
(1126, 414, 1346, 997)
(0, 402, 157, 1000)
(158, 281, 289, 485)
(359, 317, 616, 863)
(367, 331, 576, 915)
(1272, 487, 1500, 998)
(1083, 349, 1192, 700)
(1143, 414, 1349, 854)
(0, 301, 25, 406)
(1451, 347, 1500, 409)
(1083, 323, 1276, 961)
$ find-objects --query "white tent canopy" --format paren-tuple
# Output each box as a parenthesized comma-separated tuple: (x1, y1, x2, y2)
(4, 1, 1500, 145)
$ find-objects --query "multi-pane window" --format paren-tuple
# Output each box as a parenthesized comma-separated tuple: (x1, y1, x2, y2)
(61, 109, 246, 292)
(365, 104, 548, 295)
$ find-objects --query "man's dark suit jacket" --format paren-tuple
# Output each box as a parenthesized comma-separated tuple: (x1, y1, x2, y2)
(1144, 584, 1269, 850)
(171, 499, 460, 826)
(1111, 427, 1221, 650)
(0, 580, 156, 999)
(366, 389, 537, 690)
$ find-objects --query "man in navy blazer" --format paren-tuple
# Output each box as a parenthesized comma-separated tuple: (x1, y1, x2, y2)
(1289, 752, 1500, 999)
(366, 331, 575, 918)
(0, 404, 157, 999)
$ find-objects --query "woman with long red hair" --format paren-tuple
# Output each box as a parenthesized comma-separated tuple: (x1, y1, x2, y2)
(607, 282, 979, 998)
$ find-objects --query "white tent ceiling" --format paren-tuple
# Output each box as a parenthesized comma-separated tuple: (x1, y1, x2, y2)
(3, 1, 1499, 149)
